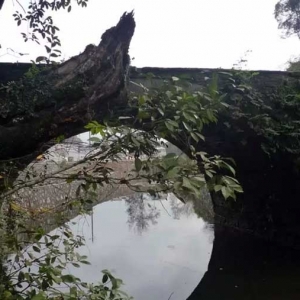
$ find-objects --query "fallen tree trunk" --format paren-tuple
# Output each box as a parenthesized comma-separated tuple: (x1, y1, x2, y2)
(0, 12, 135, 162)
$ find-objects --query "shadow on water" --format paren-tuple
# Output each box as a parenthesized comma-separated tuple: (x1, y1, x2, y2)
(188, 226, 300, 300)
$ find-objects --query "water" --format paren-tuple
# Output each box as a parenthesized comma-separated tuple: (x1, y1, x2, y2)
(53, 193, 214, 300)
(10, 188, 300, 299)
(188, 226, 300, 300)
(61, 193, 300, 300)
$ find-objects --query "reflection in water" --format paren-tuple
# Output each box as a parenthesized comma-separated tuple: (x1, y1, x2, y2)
(124, 193, 197, 234)
(60, 193, 214, 300)
(12, 186, 300, 300)
(168, 193, 195, 220)
(188, 226, 300, 300)
(125, 194, 160, 234)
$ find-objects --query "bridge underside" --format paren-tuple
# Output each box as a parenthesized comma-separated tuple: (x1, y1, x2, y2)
(0, 65, 300, 245)
(201, 121, 300, 246)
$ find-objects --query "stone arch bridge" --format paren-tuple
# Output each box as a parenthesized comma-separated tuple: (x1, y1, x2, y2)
(1, 12, 300, 299)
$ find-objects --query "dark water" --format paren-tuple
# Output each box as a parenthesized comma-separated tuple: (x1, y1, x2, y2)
(43, 192, 300, 299)
(189, 226, 300, 300)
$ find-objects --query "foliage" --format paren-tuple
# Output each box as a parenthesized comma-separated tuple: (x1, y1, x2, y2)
(218, 70, 300, 155)
(129, 152, 242, 201)
(0, 128, 141, 298)
(11, 0, 88, 62)
(286, 58, 300, 71)
(275, 0, 300, 37)
(0, 63, 87, 122)
(124, 76, 243, 200)
(0, 217, 132, 300)
(0, 64, 51, 121)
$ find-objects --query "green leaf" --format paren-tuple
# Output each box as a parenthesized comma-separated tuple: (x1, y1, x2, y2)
(72, 263, 80, 268)
(205, 170, 214, 178)
(165, 121, 174, 131)
(182, 121, 192, 131)
(221, 161, 236, 176)
(51, 274, 62, 284)
(45, 45, 51, 53)
(138, 95, 146, 105)
(135, 158, 142, 172)
(166, 166, 179, 178)
(165, 153, 178, 159)
(131, 136, 140, 146)
(221, 186, 234, 200)
(195, 132, 205, 141)
(209, 73, 218, 99)
(36, 56, 47, 63)
(233, 185, 243, 193)
(32, 245, 40, 253)
(102, 274, 109, 283)
(183, 111, 196, 123)
(50, 53, 59, 57)
(191, 176, 206, 183)
(166, 90, 173, 98)
(70, 286, 77, 297)
(138, 110, 150, 120)
(191, 132, 199, 142)
(61, 274, 76, 283)
(84, 121, 106, 136)
(31, 293, 46, 300)
(157, 107, 164, 116)
(182, 177, 194, 190)
(214, 185, 223, 192)
(18, 271, 25, 282)
(167, 120, 179, 128)
(111, 278, 123, 290)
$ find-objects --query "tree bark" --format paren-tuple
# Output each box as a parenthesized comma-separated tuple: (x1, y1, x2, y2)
(0, 12, 135, 162)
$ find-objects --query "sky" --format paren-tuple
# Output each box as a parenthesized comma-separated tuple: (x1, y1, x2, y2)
(1, 0, 300, 70)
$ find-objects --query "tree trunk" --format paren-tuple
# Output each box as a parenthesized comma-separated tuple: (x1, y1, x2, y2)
(0, 12, 135, 163)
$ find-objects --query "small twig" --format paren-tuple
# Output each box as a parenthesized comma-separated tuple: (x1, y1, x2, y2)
(168, 292, 174, 300)
(159, 199, 172, 217)
(15, 0, 26, 13)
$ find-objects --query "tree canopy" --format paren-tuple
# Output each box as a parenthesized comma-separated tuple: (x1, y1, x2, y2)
(275, 0, 300, 37)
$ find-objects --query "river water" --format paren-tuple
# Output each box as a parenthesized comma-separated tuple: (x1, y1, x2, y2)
(10, 186, 300, 299)
(51, 192, 300, 300)
(52, 193, 214, 300)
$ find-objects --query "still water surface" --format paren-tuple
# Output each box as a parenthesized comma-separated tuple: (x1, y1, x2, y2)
(62, 193, 300, 300)
(12, 187, 300, 300)
(56, 193, 214, 300)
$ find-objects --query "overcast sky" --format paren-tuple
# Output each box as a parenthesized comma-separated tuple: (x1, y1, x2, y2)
(1, 0, 300, 70)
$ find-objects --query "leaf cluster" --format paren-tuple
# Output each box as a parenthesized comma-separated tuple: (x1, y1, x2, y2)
(219, 70, 300, 155)
(12, 0, 89, 62)
(0, 218, 131, 300)
(275, 0, 300, 37)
